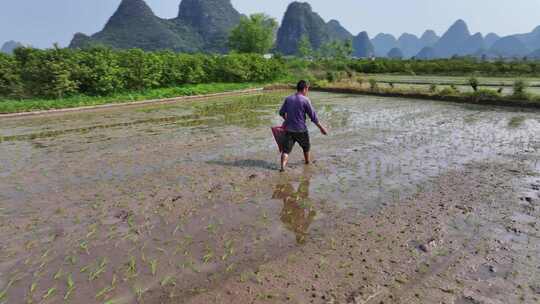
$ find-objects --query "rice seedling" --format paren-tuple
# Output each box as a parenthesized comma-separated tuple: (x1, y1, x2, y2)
(221, 240, 235, 261)
(86, 224, 98, 239)
(134, 286, 148, 303)
(125, 256, 138, 279)
(80, 264, 92, 273)
(42, 287, 56, 300)
(225, 263, 235, 273)
(64, 255, 77, 265)
(89, 257, 108, 281)
(149, 259, 158, 276)
(79, 240, 90, 255)
(95, 286, 115, 300)
(202, 247, 214, 264)
(160, 275, 176, 287)
(29, 282, 38, 294)
(53, 268, 63, 280)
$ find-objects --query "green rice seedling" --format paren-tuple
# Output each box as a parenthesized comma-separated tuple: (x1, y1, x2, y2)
(79, 241, 90, 255)
(0, 290, 6, 301)
(111, 274, 118, 287)
(42, 287, 56, 300)
(53, 268, 63, 280)
(64, 255, 77, 265)
(149, 259, 158, 276)
(40, 249, 51, 260)
(182, 260, 200, 273)
(172, 224, 181, 236)
(125, 256, 137, 278)
(30, 282, 38, 294)
(89, 258, 108, 281)
(160, 276, 176, 287)
(80, 264, 92, 273)
(222, 240, 235, 261)
(226, 264, 235, 273)
(95, 286, 115, 299)
(6, 273, 23, 290)
(134, 286, 148, 302)
(202, 247, 214, 264)
(206, 223, 217, 234)
(86, 224, 97, 239)
(141, 252, 147, 263)
(103, 300, 116, 304)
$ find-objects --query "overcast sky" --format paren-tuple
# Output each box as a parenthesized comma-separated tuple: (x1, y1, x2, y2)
(2, 0, 540, 48)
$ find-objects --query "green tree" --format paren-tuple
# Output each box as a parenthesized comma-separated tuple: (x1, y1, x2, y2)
(15, 45, 79, 98)
(118, 49, 164, 91)
(0, 53, 22, 97)
(228, 14, 277, 54)
(74, 46, 124, 96)
(512, 79, 528, 99)
(468, 76, 479, 92)
(298, 35, 313, 58)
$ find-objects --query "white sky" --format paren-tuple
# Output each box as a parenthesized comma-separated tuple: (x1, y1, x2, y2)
(1, 0, 539, 48)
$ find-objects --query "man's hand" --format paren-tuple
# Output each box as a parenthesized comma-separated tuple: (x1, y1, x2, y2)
(317, 124, 328, 135)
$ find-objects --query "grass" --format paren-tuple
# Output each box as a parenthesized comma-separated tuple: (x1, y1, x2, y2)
(0, 83, 261, 114)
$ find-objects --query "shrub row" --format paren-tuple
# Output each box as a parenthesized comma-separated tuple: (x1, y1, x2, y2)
(0, 47, 285, 99)
(303, 58, 540, 76)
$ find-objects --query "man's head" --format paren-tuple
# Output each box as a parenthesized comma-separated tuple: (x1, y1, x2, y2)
(296, 80, 309, 95)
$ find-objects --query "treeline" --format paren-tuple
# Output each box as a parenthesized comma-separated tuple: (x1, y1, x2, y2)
(313, 58, 540, 76)
(0, 46, 285, 99)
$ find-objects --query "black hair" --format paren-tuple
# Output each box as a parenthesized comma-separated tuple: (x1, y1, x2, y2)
(296, 80, 309, 92)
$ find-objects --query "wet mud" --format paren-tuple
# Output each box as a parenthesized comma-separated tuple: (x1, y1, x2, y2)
(0, 92, 539, 303)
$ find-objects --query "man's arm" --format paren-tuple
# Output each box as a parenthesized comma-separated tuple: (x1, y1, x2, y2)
(305, 100, 328, 135)
(279, 98, 288, 119)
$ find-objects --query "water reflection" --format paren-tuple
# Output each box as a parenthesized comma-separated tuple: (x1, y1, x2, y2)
(272, 176, 316, 244)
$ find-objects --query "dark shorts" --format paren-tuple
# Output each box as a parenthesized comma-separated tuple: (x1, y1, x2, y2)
(283, 131, 310, 154)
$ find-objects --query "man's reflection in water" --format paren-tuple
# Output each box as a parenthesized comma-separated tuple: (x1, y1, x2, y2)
(272, 176, 316, 244)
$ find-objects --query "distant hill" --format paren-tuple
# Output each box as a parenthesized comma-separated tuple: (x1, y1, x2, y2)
(70, 0, 240, 53)
(326, 19, 353, 42)
(276, 2, 330, 55)
(371, 30, 438, 58)
(1, 40, 24, 54)
(511, 25, 540, 51)
(433, 19, 471, 58)
(416, 47, 437, 60)
(489, 36, 530, 58)
(387, 47, 404, 59)
(458, 33, 486, 56)
(484, 33, 500, 49)
(178, 0, 241, 52)
(372, 33, 398, 57)
(420, 30, 439, 47)
(66, 0, 540, 59)
(397, 33, 423, 58)
(529, 48, 540, 59)
(352, 31, 374, 58)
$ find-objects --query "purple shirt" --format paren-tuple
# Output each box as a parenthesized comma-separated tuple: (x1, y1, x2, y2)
(279, 94, 319, 132)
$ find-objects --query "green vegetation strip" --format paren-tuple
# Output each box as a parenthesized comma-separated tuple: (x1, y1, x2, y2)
(0, 83, 260, 115)
(310, 83, 540, 109)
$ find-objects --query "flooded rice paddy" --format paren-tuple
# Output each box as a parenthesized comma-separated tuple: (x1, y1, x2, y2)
(0, 92, 539, 303)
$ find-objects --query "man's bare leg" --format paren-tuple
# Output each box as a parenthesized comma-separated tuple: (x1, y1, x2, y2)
(281, 153, 289, 171)
(304, 151, 311, 165)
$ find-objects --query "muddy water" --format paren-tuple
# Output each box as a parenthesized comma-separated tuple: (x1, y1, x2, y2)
(0, 92, 539, 303)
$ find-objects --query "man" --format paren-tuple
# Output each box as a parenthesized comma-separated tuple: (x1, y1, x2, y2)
(279, 80, 328, 172)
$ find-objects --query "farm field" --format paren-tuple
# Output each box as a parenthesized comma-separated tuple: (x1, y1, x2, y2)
(0, 92, 539, 303)
(366, 74, 540, 87)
